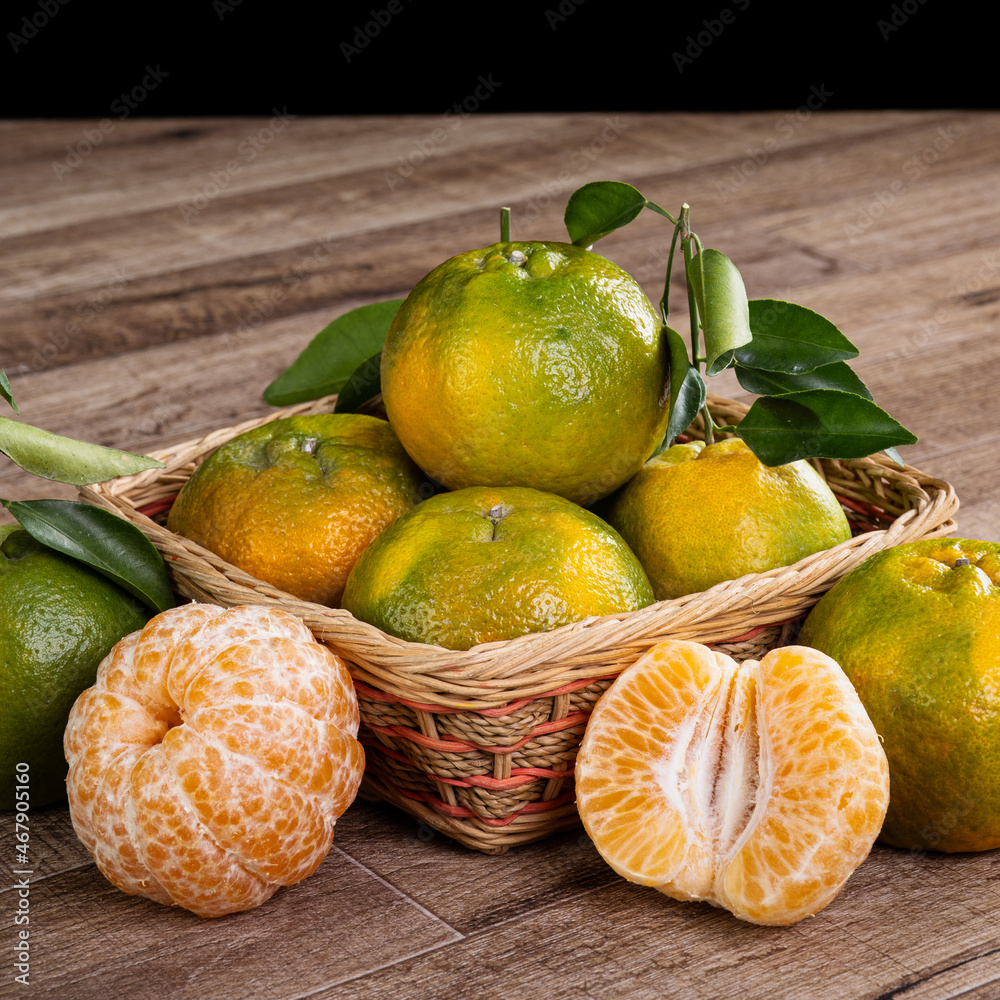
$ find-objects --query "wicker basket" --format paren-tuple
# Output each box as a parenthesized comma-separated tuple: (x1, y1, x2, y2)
(81, 394, 960, 854)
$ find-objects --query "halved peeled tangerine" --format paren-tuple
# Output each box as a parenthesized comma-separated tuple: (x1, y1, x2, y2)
(575, 640, 889, 925)
(64, 603, 365, 918)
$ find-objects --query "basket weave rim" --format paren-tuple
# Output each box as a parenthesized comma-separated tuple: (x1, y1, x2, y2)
(82, 393, 959, 708)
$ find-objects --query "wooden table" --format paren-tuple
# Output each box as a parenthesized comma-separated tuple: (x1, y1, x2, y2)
(2, 112, 999, 999)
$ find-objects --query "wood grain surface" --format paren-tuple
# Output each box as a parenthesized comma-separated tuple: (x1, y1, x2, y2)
(2, 112, 999, 1000)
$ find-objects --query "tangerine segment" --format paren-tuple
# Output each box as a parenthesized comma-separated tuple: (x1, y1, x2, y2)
(160, 722, 334, 884)
(720, 646, 890, 924)
(64, 603, 365, 918)
(179, 637, 360, 735)
(165, 604, 317, 703)
(575, 640, 888, 926)
(128, 746, 276, 918)
(574, 641, 734, 891)
(100, 604, 226, 719)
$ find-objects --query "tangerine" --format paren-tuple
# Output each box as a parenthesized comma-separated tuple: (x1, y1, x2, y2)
(0, 524, 152, 810)
(603, 438, 852, 600)
(167, 413, 427, 606)
(342, 485, 654, 650)
(63, 603, 364, 917)
(799, 537, 1000, 853)
(380, 241, 671, 507)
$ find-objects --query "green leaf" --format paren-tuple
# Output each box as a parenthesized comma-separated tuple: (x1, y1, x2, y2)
(735, 389, 918, 466)
(881, 444, 905, 468)
(664, 326, 706, 446)
(0, 417, 164, 485)
(734, 359, 872, 399)
(263, 299, 403, 407)
(686, 249, 752, 376)
(564, 181, 648, 246)
(738, 300, 858, 373)
(1, 370, 18, 414)
(1, 498, 175, 613)
(333, 351, 382, 413)
(734, 361, 905, 466)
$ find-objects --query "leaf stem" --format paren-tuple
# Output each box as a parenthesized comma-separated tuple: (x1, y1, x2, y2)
(500, 207, 511, 243)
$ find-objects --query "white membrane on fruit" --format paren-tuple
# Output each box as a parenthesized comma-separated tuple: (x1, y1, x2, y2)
(651, 654, 768, 899)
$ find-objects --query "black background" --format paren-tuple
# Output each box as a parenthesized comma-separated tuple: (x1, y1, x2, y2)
(1, 2, 992, 116)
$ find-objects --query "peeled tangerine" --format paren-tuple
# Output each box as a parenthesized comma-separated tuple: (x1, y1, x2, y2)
(63, 603, 365, 918)
(575, 640, 889, 926)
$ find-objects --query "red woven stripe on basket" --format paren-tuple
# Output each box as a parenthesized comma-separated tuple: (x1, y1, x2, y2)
(713, 622, 775, 644)
(434, 767, 574, 791)
(137, 496, 178, 518)
(393, 785, 577, 826)
(838, 493, 889, 531)
(362, 738, 576, 790)
(352, 675, 616, 717)
(364, 711, 590, 755)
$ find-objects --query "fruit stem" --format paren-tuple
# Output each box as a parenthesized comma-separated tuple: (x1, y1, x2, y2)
(701, 412, 716, 446)
(679, 206, 699, 361)
(679, 205, 716, 446)
(659, 220, 683, 325)
(500, 207, 511, 243)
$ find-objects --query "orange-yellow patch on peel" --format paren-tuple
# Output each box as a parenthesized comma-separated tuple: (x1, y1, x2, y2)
(575, 640, 889, 926)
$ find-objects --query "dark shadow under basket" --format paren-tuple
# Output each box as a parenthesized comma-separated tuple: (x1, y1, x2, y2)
(81, 394, 960, 854)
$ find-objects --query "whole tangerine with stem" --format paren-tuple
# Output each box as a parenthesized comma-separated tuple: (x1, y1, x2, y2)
(800, 537, 1000, 854)
(380, 241, 671, 507)
(342, 485, 654, 651)
(602, 437, 852, 601)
